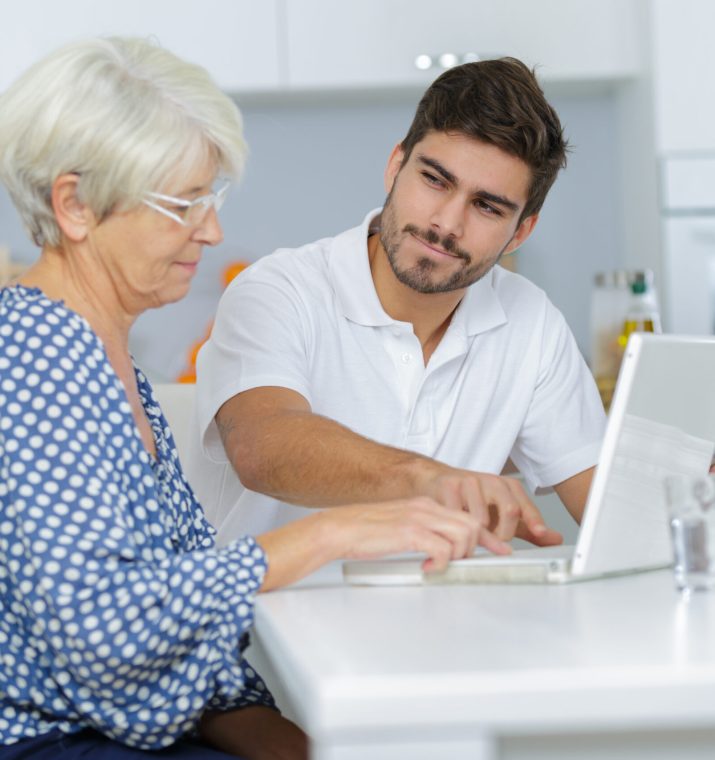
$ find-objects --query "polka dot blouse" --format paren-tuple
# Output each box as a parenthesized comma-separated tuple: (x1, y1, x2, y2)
(0, 285, 274, 750)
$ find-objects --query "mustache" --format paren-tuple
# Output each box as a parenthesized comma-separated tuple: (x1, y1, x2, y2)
(403, 224, 471, 262)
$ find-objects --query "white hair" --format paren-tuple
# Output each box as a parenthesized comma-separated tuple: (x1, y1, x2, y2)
(0, 37, 247, 247)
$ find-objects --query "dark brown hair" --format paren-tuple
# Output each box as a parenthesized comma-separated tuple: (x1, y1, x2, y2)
(400, 57, 568, 220)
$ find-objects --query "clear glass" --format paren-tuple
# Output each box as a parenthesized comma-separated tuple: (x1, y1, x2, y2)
(664, 473, 715, 592)
(142, 181, 230, 226)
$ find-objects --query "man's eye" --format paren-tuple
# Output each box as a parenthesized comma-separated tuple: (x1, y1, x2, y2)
(422, 172, 444, 187)
(475, 199, 500, 215)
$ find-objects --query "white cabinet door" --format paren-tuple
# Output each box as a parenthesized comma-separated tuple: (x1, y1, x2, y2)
(0, 0, 281, 93)
(284, 0, 641, 90)
(652, 0, 715, 153)
(662, 216, 715, 334)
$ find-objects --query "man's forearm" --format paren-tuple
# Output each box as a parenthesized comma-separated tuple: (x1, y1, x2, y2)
(220, 408, 439, 507)
(214, 389, 557, 548)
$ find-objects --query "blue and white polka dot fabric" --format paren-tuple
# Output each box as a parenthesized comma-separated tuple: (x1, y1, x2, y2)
(0, 286, 273, 750)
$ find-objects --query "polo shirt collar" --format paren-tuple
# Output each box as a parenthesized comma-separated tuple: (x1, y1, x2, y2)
(329, 208, 393, 327)
(329, 208, 508, 335)
(451, 270, 507, 336)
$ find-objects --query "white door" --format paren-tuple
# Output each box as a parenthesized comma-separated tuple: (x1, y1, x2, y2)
(662, 216, 715, 334)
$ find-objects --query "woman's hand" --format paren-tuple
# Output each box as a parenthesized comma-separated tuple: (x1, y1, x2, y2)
(257, 496, 510, 591)
(199, 706, 307, 759)
(327, 496, 509, 569)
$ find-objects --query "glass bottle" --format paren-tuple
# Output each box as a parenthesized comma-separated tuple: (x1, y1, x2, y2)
(618, 270, 662, 350)
(591, 270, 631, 410)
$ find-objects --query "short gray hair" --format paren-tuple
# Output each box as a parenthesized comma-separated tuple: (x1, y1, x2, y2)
(0, 37, 247, 247)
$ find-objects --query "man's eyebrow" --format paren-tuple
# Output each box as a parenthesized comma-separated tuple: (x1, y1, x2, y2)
(416, 153, 521, 213)
(417, 154, 458, 186)
(474, 189, 520, 213)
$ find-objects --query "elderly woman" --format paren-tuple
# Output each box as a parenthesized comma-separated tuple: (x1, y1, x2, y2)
(0, 38, 501, 759)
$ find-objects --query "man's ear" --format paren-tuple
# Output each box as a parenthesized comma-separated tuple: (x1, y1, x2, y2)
(503, 213, 539, 256)
(51, 174, 95, 243)
(384, 143, 405, 193)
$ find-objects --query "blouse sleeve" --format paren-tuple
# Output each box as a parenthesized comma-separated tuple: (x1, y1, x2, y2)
(0, 296, 274, 750)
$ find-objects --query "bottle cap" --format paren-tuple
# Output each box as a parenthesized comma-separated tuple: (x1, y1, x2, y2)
(629, 270, 655, 294)
(628, 269, 654, 286)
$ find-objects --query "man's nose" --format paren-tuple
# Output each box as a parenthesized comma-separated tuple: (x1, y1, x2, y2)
(429, 194, 465, 240)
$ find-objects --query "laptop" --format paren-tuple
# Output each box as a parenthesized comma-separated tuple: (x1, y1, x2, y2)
(343, 333, 715, 585)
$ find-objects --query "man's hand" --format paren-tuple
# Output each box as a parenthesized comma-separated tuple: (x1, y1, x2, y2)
(200, 706, 307, 760)
(422, 468, 563, 546)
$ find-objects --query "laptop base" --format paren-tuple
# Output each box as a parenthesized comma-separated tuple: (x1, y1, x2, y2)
(342, 545, 670, 586)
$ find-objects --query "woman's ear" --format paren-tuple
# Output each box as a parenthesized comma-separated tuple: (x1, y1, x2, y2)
(51, 174, 95, 242)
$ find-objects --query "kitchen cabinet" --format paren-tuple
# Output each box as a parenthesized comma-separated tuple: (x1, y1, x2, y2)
(0, 0, 282, 94)
(284, 0, 642, 91)
(646, 2, 715, 334)
(1, 1, 644, 97)
(651, 0, 715, 153)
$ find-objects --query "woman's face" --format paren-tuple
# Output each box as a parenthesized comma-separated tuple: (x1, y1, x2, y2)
(89, 162, 224, 314)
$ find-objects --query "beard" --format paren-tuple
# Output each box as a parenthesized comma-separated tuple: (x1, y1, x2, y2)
(379, 188, 507, 294)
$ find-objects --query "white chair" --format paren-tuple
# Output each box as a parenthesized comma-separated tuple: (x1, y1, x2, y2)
(151, 382, 196, 463)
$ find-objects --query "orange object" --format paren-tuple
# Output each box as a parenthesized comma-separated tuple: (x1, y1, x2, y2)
(223, 260, 250, 287)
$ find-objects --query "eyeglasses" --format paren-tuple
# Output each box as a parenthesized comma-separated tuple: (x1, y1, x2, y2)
(142, 181, 230, 227)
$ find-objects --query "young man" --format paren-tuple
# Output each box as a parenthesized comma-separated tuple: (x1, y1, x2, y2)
(189, 57, 606, 547)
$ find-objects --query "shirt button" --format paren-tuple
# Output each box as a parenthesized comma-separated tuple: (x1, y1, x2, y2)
(401, 353, 412, 364)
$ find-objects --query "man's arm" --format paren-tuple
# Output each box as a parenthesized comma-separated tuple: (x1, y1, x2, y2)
(216, 386, 558, 544)
(553, 467, 596, 524)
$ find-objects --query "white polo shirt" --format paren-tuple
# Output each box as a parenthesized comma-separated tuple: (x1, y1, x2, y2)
(188, 209, 606, 544)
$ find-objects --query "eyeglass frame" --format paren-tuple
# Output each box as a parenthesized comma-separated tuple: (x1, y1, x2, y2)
(142, 181, 230, 227)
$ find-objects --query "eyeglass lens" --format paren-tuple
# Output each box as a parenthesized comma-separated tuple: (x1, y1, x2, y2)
(184, 187, 228, 225)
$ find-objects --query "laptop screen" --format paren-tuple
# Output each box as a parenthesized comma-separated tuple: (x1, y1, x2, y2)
(573, 333, 715, 576)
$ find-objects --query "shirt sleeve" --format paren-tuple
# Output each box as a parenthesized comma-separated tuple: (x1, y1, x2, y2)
(510, 301, 606, 491)
(196, 259, 316, 462)
(0, 299, 275, 750)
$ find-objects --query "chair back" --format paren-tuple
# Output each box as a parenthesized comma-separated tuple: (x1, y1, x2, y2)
(152, 382, 196, 462)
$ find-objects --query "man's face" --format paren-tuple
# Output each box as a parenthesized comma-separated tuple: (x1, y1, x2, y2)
(379, 131, 537, 294)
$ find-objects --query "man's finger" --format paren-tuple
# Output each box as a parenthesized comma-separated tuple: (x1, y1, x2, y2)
(515, 521, 563, 546)
(505, 478, 549, 538)
(476, 524, 512, 556)
(459, 476, 489, 525)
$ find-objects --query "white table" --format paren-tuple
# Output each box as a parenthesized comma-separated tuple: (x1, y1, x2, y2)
(251, 565, 715, 760)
